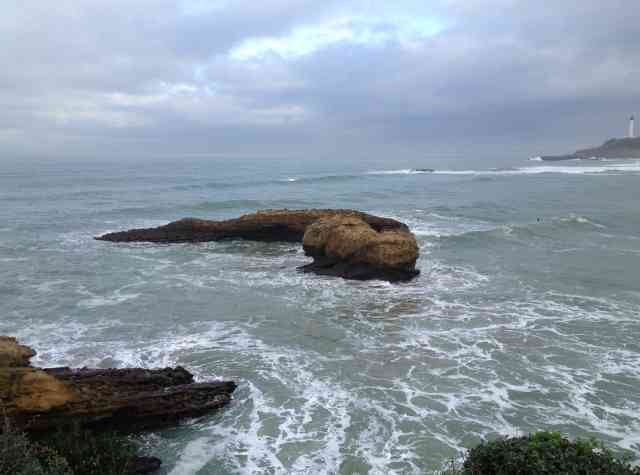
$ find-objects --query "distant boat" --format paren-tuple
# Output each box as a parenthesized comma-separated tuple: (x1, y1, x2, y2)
(412, 168, 435, 173)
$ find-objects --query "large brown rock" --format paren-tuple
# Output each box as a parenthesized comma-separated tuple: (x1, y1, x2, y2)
(0, 338, 236, 434)
(96, 209, 420, 282)
(301, 216, 419, 282)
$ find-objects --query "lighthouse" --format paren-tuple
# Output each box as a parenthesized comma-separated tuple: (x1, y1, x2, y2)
(630, 115, 636, 138)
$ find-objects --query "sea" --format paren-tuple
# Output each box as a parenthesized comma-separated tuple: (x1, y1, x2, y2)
(1, 155, 639, 474)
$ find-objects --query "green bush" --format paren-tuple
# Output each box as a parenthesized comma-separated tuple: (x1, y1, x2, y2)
(462, 431, 640, 475)
(0, 419, 140, 475)
(0, 418, 70, 475)
(37, 425, 137, 475)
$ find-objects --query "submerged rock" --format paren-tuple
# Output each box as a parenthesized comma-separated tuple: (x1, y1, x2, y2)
(96, 209, 420, 282)
(0, 337, 236, 434)
(301, 216, 419, 282)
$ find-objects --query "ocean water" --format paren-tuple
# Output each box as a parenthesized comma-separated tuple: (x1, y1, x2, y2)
(1, 155, 639, 474)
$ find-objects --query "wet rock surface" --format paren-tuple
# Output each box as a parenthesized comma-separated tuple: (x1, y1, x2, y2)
(0, 338, 236, 433)
(96, 209, 420, 282)
(301, 215, 419, 282)
(96, 209, 408, 243)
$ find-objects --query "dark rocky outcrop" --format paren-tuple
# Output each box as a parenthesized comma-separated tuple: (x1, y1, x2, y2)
(96, 209, 408, 243)
(0, 337, 236, 434)
(540, 136, 640, 161)
(127, 456, 163, 474)
(96, 209, 420, 282)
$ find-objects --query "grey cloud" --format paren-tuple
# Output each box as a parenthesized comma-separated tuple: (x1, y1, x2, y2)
(1, 0, 640, 159)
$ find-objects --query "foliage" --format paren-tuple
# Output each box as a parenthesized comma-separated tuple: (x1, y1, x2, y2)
(38, 425, 137, 475)
(0, 418, 70, 475)
(462, 431, 640, 475)
(0, 418, 139, 475)
(437, 458, 464, 475)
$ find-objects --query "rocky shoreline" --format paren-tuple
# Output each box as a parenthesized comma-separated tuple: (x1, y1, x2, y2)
(96, 209, 421, 282)
(540, 136, 640, 161)
(0, 336, 236, 473)
(3, 337, 638, 474)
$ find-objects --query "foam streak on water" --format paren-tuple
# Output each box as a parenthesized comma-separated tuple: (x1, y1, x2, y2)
(368, 161, 640, 176)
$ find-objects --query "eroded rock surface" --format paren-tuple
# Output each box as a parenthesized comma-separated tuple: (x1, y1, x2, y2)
(0, 336, 36, 367)
(96, 209, 408, 243)
(0, 337, 236, 433)
(301, 216, 419, 282)
(96, 209, 420, 282)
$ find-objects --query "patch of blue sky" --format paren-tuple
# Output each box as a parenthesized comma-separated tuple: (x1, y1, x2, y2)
(229, 14, 449, 61)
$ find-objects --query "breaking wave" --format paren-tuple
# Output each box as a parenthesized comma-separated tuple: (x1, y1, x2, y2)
(430, 214, 607, 244)
(367, 169, 434, 175)
(279, 174, 359, 184)
(369, 162, 640, 176)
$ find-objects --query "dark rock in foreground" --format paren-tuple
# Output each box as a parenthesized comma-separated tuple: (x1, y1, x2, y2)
(96, 209, 420, 282)
(541, 136, 640, 161)
(0, 337, 236, 434)
(127, 456, 163, 474)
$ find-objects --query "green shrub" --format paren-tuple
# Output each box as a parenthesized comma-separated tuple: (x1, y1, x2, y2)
(37, 425, 137, 475)
(0, 418, 70, 475)
(462, 431, 640, 475)
(0, 418, 140, 475)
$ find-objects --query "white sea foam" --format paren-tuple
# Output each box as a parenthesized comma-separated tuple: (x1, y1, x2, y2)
(6, 275, 640, 472)
(77, 290, 141, 308)
(367, 169, 434, 175)
(368, 161, 640, 176)
(33, 279, 68, 293)
(169, 437, 217, 475)
(558, 214, 606, 228)
(4, 210, 639, 473)
(434, 163, 640, 175)
(393, 213, 498, 239)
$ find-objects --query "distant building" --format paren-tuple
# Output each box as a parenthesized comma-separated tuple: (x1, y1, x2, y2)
(630, 115, 636, 138)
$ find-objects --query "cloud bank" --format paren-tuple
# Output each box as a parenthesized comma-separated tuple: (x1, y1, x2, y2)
(2, 0, 640, 159)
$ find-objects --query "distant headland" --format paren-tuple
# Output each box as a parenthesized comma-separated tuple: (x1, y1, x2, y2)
(538, 115, 640, 161)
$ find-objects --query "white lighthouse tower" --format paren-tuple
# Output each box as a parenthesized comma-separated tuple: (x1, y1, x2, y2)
(629, 115, 636, 138)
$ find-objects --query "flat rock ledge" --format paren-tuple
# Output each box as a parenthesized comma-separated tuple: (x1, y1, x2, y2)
(0, 336, 236, 434)
(96, 209, 420, 282)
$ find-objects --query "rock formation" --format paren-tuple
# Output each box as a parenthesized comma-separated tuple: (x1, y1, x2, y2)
(301, 216, 419, 282)
(540, 136, 640, 161)
(96, 209, 408, 243)
(0, 336, 36, 367)
(96, 209, 420, 282)
(0, 337, 236, 434)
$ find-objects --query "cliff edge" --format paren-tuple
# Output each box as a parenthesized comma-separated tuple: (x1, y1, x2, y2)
(540, 137, 640, 161)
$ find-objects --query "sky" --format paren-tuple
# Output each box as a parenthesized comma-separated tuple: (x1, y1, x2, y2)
(2, 0, 640, 160)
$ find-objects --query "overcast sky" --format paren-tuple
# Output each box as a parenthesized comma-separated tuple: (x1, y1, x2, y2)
(2, 0, 640, 160)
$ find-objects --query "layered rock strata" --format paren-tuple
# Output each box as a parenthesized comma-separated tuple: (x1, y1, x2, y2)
(301, 216, 419, 282)
(0, 337, 236, 433)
